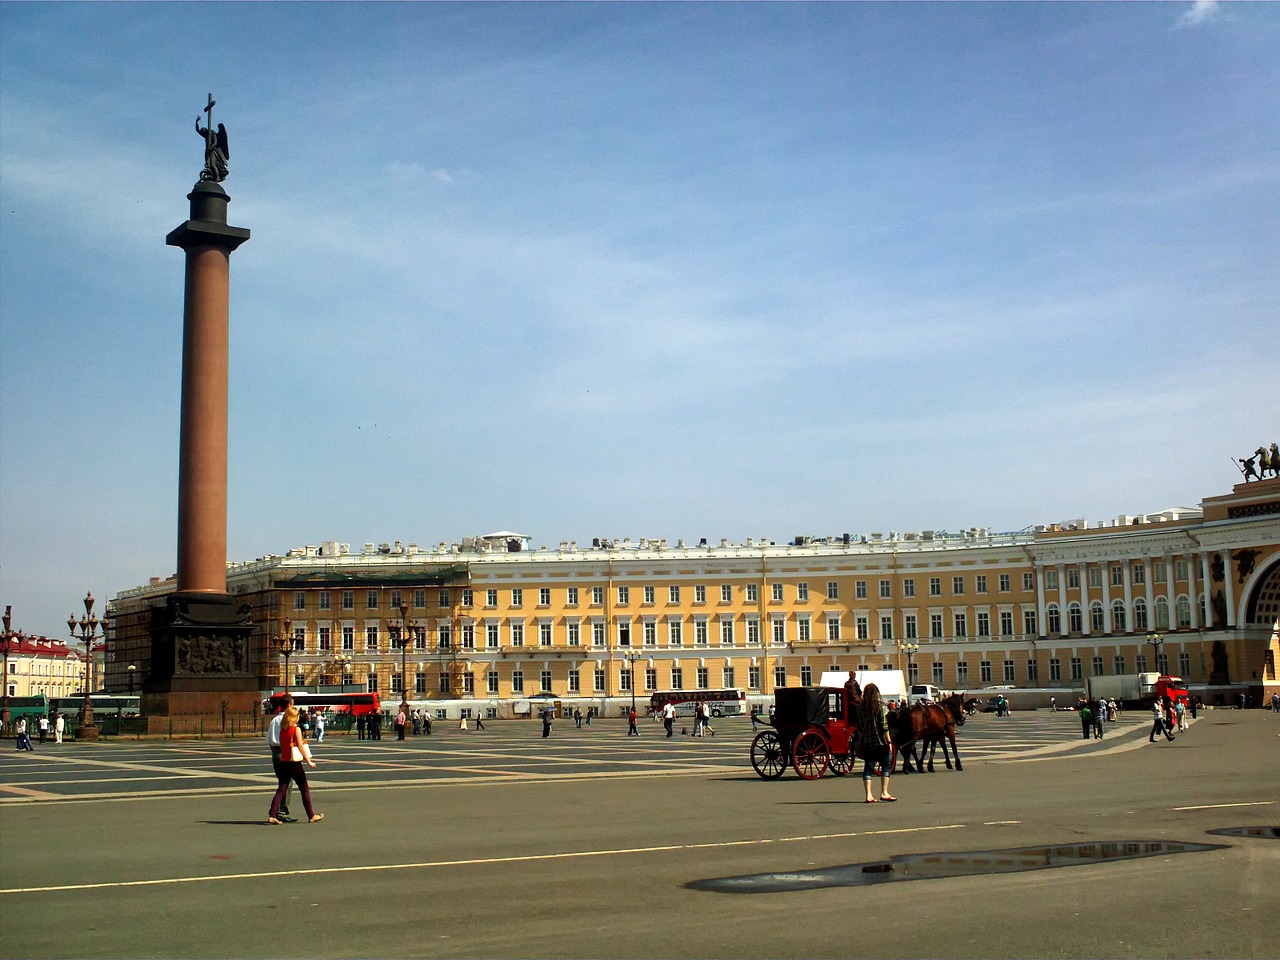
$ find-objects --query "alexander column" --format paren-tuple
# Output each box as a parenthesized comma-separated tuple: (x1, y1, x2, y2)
(145, 95, 257, 720)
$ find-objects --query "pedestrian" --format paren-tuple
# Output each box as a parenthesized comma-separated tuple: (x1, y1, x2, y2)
(1174, 699, 1186, 732)
(266, 696, 296, 822)
(54, 712, 65, 744)
(314, 712, 325, 742)
(356, 713, 365, 741)
(541, 708, 553, 738)
(15, 717, 34, 751)
(750, 705, 759, 732)
(38, 715, 49, 744)
(267, 703, 323, 825)
(1272, 692, 1280, 714)
(662, 700, 675, 738)
(1050, 696, 1056, 713)
(1079, 701, 1093, 740)
(585, 708, 592, 727)
(412, 711, 421, 735)
(395, 704, 407, 740)
(423, 712, 432, 735)
(574, 707, 582, 728)
(1149, 700, 1175, 743)
(1189, 696, 1199, 720)
(475, 715, 485, 730)
(693, 702, 704, 738)
(767, 703, 776, 725)
(702, 703, 714, 737)
(1239, 691, 1247, 710)
(1093, 698, 1106, 739)
(857, 683, 896, 803)
(627, 707, 639, 736)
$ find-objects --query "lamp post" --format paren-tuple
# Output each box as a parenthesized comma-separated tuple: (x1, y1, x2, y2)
(1, 606, 24, 735)
(332, 652, 352, 694)
(1146, 632, 1165, 675)
(276, 617, 294, 695)
(900, 641, 920, 684)
(128, 663, 137, 696)
(397, 602, 412, 706)
(623, 651, 641, 715)
(68, 591, 108, 740)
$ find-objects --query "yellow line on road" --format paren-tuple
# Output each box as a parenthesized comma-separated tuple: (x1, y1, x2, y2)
(0, 823, 965, 895)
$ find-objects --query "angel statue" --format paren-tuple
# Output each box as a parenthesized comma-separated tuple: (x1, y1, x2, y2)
(195, 95, 229, 182)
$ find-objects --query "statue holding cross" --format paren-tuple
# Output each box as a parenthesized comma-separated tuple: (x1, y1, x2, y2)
(195, 93, 230, 182)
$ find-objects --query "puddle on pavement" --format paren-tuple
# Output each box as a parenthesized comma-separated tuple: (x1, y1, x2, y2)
(687, 840, 1228, 894)
(1207, 826, 1280, 839)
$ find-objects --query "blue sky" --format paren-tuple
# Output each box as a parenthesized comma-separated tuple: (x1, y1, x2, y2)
(1, 1, 1276, 640)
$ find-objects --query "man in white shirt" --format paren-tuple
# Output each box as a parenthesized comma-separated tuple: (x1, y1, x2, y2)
(662, 701, 675, 738)
(266, 697, 296, 821)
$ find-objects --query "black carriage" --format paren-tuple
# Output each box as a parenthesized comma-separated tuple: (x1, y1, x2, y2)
(751, 686, 860, 780)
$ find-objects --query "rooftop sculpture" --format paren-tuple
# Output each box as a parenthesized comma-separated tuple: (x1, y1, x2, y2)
(195, 93, 229, 182)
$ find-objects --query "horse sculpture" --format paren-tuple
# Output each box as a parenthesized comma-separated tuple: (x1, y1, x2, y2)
(890, 693, 966, 774)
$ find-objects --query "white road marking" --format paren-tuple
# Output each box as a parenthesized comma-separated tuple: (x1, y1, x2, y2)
(0, 823, 966, 895)
(1171, 801, 1275, 811)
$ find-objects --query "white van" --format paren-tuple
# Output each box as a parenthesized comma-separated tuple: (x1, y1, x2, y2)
(907, 684, 944, 705)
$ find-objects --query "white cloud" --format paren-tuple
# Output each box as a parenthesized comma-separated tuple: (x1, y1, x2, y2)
(1175, 1, 1219, 29)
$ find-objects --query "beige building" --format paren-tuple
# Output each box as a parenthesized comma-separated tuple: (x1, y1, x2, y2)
(3, 635, 91, 701)
(107, 477, 1280, 714)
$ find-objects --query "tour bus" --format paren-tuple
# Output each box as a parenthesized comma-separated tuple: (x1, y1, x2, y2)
(647, 688, 747, 718)
(50, 693, 141, 717)
(262, 690, 381, 717)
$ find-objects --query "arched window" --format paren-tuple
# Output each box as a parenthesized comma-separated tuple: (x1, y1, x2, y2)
(1047, 602, 1061, 634)
(1176, 595, 1192, 629)
(1090, 600, 1105, 632)
(1134, 598, 1149, 631)
(1068, 601, 1083, 633)
(1155, 596, 1170, 629)
(1112, 600, 1127, 632)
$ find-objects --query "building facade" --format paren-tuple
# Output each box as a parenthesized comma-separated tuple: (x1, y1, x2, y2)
(3, 635, 90, 700)
(107, 478, 1280, 714)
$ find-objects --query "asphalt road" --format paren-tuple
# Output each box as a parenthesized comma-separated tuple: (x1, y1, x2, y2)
(1, 709, 1277, 958)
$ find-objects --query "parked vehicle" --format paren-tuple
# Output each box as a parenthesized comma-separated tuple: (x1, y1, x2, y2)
(1086, 673, 1189, 709)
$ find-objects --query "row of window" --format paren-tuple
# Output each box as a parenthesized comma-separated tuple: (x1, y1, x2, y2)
(291, 573, 1042, 614)
(1043, 559, 1195, 591)
(283, 595, 1195, 653)
(296, 647, 1197, 698)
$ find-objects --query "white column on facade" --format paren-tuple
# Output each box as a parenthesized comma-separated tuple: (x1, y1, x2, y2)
(1056, 564, 1069, 636)
(1162, 553, 1175, 629)
(1035, 564, 1047, 637)
(1221, 549, 1236, 627)
(1121, 560, 1134, 632)
(1143, 557, 1155, 630)
(1186, 552, 1200, 629)
(1101, 563, 1113, 634)
(1200, 552, 1213, 626)
(1078, 562, 1090, 636)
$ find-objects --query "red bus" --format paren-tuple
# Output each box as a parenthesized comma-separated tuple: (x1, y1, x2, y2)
(648, 688, 746, 718)
(262, 691, 381, 716)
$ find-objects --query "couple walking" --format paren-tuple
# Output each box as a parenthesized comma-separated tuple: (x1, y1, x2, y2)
(266, 697, 324, 825)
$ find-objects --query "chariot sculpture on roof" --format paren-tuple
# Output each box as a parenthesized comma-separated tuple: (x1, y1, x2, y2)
(195, 93, 230, 182)
(1236, 442, 1280, 481)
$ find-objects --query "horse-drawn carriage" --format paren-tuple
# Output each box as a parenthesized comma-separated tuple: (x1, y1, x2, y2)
(750, 686, 860, 779)
(750, 686, 969, 780)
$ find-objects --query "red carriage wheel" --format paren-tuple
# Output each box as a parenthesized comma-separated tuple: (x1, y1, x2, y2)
(750, 730, 788, 779)
(791, 729, 830, 780)
(828, 751, 856, 777)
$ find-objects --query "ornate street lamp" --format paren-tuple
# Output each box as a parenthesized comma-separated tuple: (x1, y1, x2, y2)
(68, 592, 108, 740)
(332, 651, 352, 694)
(276, 617, 294, 695)
(397, 602, 413, 707)
(1, 606, 25, 735)
(128, 663, 138, 695)
(623, 651, 642, 715)
(900, 641, 920, 684)
(1146, 632, 1165, 674)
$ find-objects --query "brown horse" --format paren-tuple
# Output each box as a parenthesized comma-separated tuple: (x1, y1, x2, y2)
(891, 693, 966, 773)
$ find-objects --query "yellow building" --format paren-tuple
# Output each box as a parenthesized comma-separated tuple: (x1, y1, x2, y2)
(107, 477, 1280, 715)
(3, 635, 90, 701)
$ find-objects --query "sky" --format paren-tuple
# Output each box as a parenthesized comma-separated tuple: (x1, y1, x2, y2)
(1, 1, 1277, 640)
